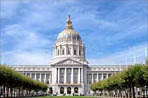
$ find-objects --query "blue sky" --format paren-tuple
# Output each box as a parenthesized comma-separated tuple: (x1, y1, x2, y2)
(0, 0, 148, 65)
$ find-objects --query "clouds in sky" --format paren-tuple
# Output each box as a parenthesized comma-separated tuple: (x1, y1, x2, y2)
(0, 0, 147, 65)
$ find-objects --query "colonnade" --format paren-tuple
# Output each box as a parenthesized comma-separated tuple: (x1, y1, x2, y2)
(22, 72, 52, 84)
(57, 68, 83, 84)
(90, 73, 111, 83)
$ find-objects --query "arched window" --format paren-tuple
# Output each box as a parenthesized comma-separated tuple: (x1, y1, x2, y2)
(62, 49, 65, 55)
(67, 87, 71, 94)
(60, 87, 64, 94)
(74, 87, 78, 93)
(74, 49, 76, 55)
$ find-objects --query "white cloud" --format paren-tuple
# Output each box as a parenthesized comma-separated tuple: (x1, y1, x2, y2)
(1, 0, 20, 18)
(88, 43, 148, 65)
(1, 0, 147, 65)
(1, 50, 52, 65)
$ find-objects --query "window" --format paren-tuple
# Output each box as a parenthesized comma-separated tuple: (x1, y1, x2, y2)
(62, 49, 65, 55)
(67, 87, 71, 94)
(74, 49, 76, 55)
(60, 69, 64, 83)
(73, 68, 78, 83)
(41, 74, 45, 82)
(60, 87, 64, 94)
(79, 50, 81, 56)
(74, 87, 78, 93)
(93, 74, 97, 82)
(68, 48, 71, 55)
(66, 68, 71, 83)
(88, 74, 92, 84)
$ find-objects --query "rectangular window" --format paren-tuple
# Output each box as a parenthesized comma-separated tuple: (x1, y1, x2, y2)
(73, 68, 78, 83)
(74, 50, 76, 55)
(66, 68, 71, 83)
(60, 68, 64, 83)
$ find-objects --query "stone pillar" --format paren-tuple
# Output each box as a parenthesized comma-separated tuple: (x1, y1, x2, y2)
(50, 73, 52, 84)
(58, 68, 60, 83)
(30, 73, 32, 78)
(35, 73, 37, 80)
(106, 73, 109, 79)
(40, 73, 41, 82)
(97, 73, 98, 81)
(101, 73, 103, 80)
(92, 73, 93, 83)
(72, 45, 74, 55)
(44, 73, 46, 83)
(49, 74, 51, 84)
(64, 68, 67, 83)
(71, 68, 73, 84)
(81, 68, 84, 83)
(56, 68, 58, 83)
(78, 68, 80, 83)
(78, 46, 79, 56)
(60, 45, 62, 55)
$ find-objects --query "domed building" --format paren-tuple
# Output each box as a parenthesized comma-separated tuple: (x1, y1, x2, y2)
(51, 15, 87, 65)
(11, 15, 126, 96)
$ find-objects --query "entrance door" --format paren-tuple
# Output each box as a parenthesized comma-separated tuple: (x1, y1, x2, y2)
(67, 87, 71, 94)
(74, 87, 78, 93)
(60, 87, 64, 94)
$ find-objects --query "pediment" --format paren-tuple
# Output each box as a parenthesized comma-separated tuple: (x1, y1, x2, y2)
(55, 58, 83, 65)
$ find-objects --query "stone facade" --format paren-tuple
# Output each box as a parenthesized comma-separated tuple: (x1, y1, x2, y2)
(11, 15, 127, 96)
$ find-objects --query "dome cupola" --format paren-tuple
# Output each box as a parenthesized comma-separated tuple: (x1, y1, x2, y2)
(57, 15, 82, 43)
(51, 15, 88, 65)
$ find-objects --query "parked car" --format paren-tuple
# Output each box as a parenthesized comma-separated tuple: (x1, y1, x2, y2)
(52, 92, 57, 96)
(80, 93, 85, 96)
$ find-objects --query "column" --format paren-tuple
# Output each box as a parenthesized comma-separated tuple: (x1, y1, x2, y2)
(101, 73, 103, 80)
(71, 68, 73, 84)
(97, 73, 98, 81)
(80, 68, 81, 83)
(58, 68, 60, 83)
(56, 68, 58, 83)
(35, 73, 37, 80)
(81, 68, 83, 83)
(78, 46, 79, 56)
(78, 68, 80, 83)
(72, 45, 74, 55)
(106, 73, 109, 79)
(64, 68, 67, 83)
(44, 73, 46, 83)
(49, 73, 51, 84)
(50, 73, 52, 84)
(30, 73, 31, 78)
(40, 73, 41, 82)
(92, 73, 93, 83)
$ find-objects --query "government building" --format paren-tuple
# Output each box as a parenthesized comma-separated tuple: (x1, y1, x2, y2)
(11, 15, 126, 96)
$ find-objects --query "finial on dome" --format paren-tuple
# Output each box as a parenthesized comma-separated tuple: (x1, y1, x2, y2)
(65, 14, 74, 30)
(68, 14, 70, 20)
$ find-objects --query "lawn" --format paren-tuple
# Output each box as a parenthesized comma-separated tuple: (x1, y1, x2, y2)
(30, 96, 99, 98)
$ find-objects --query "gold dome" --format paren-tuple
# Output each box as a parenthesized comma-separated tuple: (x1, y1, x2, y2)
(57, 15, 81, 42)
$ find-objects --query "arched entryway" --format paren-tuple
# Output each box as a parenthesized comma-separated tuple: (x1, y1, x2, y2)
(74, 87, 78, 93)
(67, 87, 71, 94)
(60, 87, 64, 94)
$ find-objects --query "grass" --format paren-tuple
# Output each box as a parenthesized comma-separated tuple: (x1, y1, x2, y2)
(30, 96, 99, 98)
